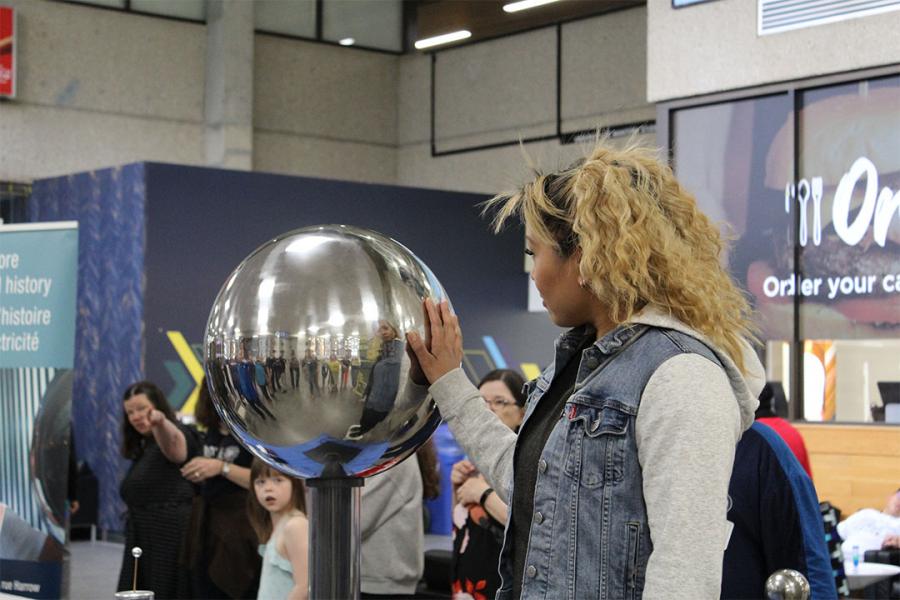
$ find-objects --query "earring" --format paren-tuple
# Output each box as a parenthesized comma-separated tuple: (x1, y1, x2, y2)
(577, 277, 588, 289)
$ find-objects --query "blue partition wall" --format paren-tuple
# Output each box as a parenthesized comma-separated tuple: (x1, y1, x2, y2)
(30, 165, 145, 532)
(30, 162, 561, 533)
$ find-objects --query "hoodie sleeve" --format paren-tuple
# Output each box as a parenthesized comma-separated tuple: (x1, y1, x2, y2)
(428, 368, 518, 502)
(635, 353, 744, 600)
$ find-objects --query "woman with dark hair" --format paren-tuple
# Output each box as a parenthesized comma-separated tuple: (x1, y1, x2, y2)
(450, 369, 526, 600)
(117, 381, 198, 599)
(180, 378, 260, 599)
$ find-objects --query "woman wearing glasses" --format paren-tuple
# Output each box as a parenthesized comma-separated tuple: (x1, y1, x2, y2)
(449, 369, 525, 600)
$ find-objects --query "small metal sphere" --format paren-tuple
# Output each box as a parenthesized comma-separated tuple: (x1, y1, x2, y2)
(765, 569, 810, 600)
(131, 546, 143, 559)
(204, 225, 448, 479)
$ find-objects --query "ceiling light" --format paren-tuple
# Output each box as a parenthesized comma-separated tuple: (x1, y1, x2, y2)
(338, 37, 355, 46)
(414, 30, 472, 50)
(503, 0, 561, 13)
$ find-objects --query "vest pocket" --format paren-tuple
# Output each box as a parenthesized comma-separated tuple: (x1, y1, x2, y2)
(625, 521, 641, 600)
(563, 403, 629, 488)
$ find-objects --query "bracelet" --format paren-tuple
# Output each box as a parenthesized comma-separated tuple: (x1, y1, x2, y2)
(221, 462, 231, 477)
(479, 487, 494, 508)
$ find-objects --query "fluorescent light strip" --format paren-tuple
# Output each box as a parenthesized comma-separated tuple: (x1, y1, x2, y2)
(503, 0, 560, 13)
(414, 29, 472, 50)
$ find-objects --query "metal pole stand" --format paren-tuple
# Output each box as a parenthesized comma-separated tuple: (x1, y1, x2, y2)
(306, 476, 364, 600)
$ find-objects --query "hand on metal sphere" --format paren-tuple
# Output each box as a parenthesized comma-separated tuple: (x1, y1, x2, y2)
(203, 225, 448, 479)
(406, 299, 463, 385)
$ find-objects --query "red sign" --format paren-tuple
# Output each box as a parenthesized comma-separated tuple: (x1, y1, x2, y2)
(0, 6, 15, 98)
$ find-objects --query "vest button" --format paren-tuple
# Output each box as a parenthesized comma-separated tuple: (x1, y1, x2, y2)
(534, 511, 543, 524)
(538, 459, 547, 473)
(526, 565, 537, 578)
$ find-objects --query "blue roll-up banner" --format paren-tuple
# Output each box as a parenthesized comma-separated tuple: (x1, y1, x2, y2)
(0, 222, 78, 600)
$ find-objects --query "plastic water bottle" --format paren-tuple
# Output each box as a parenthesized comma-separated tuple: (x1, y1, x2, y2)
(851, 544, 860, 570)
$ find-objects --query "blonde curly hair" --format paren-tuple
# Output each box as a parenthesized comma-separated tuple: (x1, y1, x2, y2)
(485, 141, 757, 374)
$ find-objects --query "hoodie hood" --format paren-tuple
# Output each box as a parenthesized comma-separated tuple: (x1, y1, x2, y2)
(630, 305, 764, 431)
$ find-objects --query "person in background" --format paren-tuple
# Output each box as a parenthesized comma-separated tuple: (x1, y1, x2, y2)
(755, 381, 813, 479)
(289, 352, 301, 391)
(406, 141, 765, 599)
(837, 488, 900, 554)
(346, 321, 404, 440)
(247, 459, 308, 600)
(450, 369, 526, 600)
(274, 353, 287, 393)
(181, 378, 260, 599)
(117, 381, 198, 599)
(303, 350, 319, 396)
(722, 421, 836, 599)
(360, 440, 440, 599)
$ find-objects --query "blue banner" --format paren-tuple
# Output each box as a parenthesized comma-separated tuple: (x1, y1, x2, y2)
(0, 224, 78, 369)
(0, 222, 78, 600)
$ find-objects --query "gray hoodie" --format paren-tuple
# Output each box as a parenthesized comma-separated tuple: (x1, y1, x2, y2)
(360, 456, 424, 595)
(428, 306, 765, 599)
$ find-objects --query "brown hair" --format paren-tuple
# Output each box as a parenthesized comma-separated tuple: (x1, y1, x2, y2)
(477, 369, 527, 408)
(193, 376, 221, 431)
(246, 458, 307, 543)
(416, 439, 440, 501)
(121, 381, 176, 460)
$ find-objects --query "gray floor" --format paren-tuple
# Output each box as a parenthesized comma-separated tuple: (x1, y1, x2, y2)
(68, 540, 123, 600)
(64, 534, 451, 599)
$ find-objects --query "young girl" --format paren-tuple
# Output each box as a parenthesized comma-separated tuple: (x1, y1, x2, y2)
(247, 458, 309, 600)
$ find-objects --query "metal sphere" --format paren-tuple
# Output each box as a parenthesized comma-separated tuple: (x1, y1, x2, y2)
(204, 225, 447, 479)
(29, 370, 74, 543)
(765, 569, 810, 600)
(131, 547, 143, 559)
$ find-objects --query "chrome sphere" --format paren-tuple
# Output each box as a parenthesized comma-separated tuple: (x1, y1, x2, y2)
(30, 369, 74, 543)
(204, 225, 446, 479)
(765, 569, 810, 600)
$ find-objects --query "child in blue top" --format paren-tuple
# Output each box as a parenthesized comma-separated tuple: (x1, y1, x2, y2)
(247, 458, 308, 600)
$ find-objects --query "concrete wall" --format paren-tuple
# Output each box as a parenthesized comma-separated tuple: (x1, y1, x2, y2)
(647, 0, 900, 102)
(396, 7, 654, 194)
(253, 35, 398, 183)
(1, 1, 398, 185)
(0, 0, 206, 181)
(6, 2, 899, 190)
(3, 2, 652, 193)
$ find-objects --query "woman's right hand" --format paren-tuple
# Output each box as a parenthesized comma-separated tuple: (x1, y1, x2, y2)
(406, 299, 463, 385)
(147, 408, 165, 427)
(451, 459, 477, 487)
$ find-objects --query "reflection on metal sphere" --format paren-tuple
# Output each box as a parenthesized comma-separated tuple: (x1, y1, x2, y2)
(131, 547, 143, 559)
(204, 225, 448, 479)
(30, 370, 75, 544)
(765, 569, 810, 600)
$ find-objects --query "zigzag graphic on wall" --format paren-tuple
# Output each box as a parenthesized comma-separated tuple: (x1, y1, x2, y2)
(164, 331, 203, 413)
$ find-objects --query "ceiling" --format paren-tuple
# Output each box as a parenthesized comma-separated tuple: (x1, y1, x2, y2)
(408, 0, 644, 50)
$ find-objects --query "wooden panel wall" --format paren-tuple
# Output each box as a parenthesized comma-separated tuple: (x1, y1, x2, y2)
(794, 424, 900, 517)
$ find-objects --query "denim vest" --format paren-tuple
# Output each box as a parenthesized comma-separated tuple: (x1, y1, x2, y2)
(497, 323, 722, 600)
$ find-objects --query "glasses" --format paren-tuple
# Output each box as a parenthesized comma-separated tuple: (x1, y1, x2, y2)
(484, 396, 517, 409)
